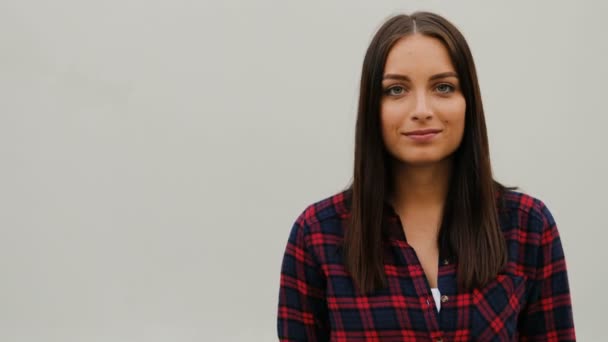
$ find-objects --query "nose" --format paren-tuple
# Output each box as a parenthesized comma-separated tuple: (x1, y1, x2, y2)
(411, 91, 433, 121)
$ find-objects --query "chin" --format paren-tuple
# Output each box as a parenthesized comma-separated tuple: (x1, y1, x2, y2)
(392, 156, 437, 166)
(404, 159, 443, 167)
(392, 153, 452, 167)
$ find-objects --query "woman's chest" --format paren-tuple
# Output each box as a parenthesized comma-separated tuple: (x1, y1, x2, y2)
(322, 243, 529, 341)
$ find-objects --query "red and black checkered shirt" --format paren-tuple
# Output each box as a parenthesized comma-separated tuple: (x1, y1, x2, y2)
(277, 189, 575, 341)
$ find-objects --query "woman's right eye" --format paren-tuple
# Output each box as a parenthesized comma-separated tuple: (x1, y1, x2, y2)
(384, 86, 406, 96)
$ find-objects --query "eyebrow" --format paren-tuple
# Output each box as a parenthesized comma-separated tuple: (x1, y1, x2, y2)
(382, 71, 458, 82)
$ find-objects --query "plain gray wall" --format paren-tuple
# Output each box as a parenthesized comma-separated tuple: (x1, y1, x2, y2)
(1, 0, 605, 340)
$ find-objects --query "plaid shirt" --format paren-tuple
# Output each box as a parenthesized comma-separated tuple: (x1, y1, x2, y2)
(277, 189, 575, 341)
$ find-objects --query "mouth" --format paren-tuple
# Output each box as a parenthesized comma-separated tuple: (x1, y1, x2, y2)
(402, 129, 442, 142)
(403, 128, 443, 136)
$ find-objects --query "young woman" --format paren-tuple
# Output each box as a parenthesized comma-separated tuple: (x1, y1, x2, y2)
(277, 12, 575, 341)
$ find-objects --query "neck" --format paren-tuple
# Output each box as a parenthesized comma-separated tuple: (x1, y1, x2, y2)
(388, 157, 453, 211)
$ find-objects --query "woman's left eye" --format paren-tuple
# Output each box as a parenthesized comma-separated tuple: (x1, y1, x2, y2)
(436, 84, 455, 94)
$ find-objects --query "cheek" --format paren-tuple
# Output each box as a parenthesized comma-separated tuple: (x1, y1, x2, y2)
(445, 112, 465, 130)
(441, 99, 466, 131)
(380, 105, 402, 134)
(452, 117, 466, 148)
(440, 105, 466, 147)
(455, 105, 466, 134)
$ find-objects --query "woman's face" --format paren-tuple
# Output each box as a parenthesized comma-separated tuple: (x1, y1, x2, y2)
(380, 34, 466, 167)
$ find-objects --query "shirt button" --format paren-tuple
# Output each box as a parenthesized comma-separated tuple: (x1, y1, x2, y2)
(441, 295, 449, 303)
(442, 259, 449, 265)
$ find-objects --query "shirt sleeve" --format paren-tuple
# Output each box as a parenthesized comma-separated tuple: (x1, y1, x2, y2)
(519, 201, 576, 341)
(277, 214, 330, 341)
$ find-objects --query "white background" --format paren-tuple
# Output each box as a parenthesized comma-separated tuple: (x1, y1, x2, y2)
(1, 0, 605, 340)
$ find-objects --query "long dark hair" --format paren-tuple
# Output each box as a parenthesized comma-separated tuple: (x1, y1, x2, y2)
(344, 11, 515, 294)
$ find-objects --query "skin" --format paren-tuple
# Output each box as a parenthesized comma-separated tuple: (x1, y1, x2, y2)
(380, 34, 466, 288)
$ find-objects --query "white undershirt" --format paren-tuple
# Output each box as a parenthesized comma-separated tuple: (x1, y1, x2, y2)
(430, 288, 441, 312)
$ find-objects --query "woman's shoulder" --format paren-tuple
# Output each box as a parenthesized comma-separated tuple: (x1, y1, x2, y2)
(498, 188, 559, 236)
(296, 189, 350, 222)
(291, 189, 351, 237)
(497, 189, 567, 281)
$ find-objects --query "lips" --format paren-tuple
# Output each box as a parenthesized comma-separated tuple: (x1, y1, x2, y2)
(404, 128, 442, 136)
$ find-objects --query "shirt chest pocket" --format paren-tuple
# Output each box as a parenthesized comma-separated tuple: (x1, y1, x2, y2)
(471, 273, 527, 341)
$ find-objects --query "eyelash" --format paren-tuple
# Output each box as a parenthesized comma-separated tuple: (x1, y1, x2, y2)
(383, 83, 456, 96)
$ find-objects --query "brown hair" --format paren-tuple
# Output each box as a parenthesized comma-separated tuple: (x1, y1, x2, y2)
(344, 11, 515, 294)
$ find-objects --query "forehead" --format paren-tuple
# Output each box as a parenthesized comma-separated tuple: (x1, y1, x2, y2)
(384, 34, 455, 75)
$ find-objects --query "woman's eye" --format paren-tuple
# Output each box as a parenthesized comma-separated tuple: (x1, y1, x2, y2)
(436, 83, 455, 94)
(385, 86, 405, 96)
